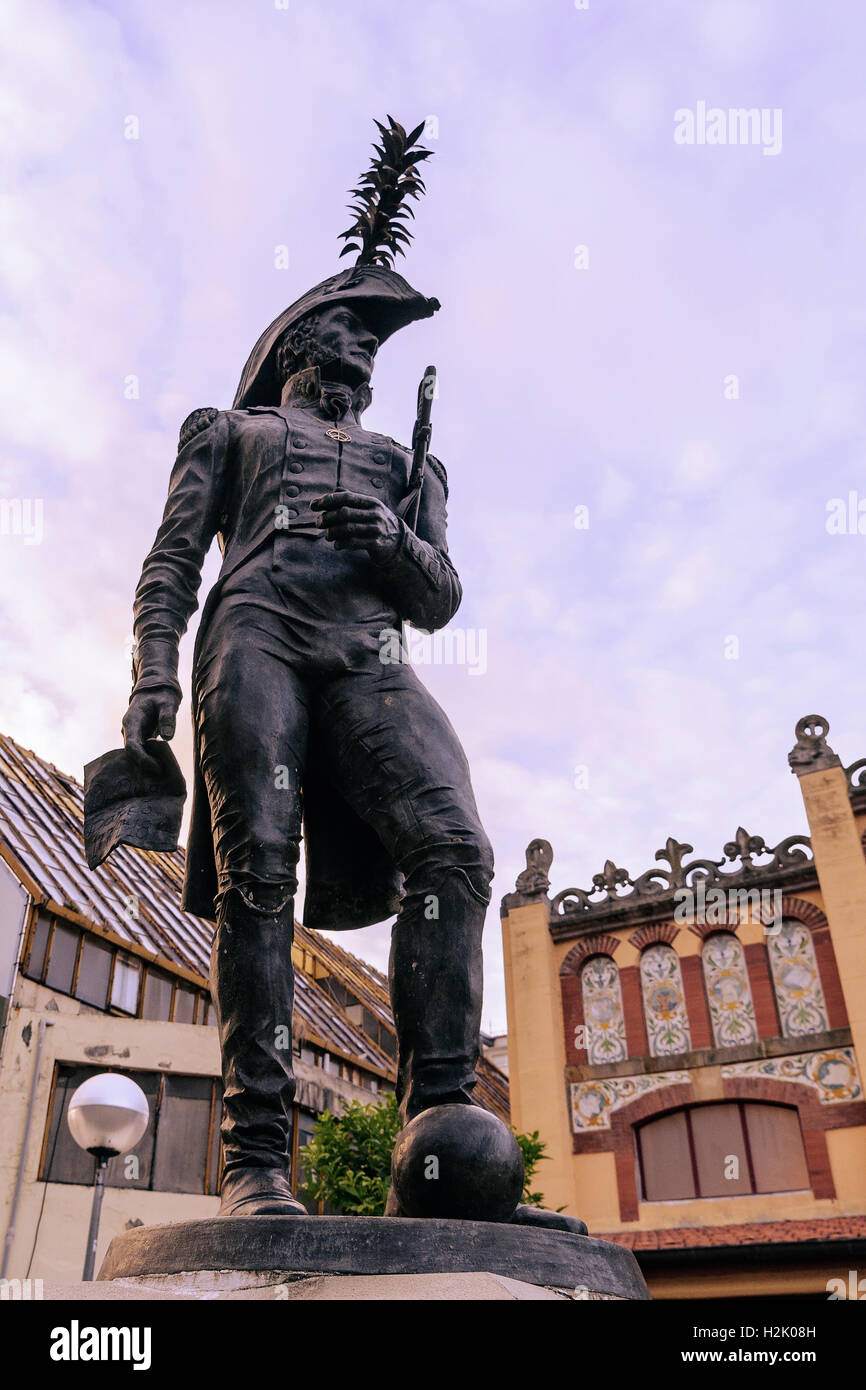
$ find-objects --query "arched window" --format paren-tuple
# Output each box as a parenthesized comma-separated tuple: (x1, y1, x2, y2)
(580, 955, 627, 1064)
(636, 1102, 810, 1201)
(768, 918, 829, 1037)
(702, 931, 758, 1048)
(640, 943, 691, 1057)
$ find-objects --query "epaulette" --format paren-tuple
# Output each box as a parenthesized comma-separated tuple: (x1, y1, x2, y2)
(178, 407, 219, 452)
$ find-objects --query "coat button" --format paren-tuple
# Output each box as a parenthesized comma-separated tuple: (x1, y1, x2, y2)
(286, 484, 300, 497)
(293, 439, 307, 449)
(371, 477, 384, 488)
(288, 461, 304, 473)
(372, 450, 387, 464)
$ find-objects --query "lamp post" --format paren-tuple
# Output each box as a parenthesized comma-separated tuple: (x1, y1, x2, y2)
(67, 1073, 149, 1280)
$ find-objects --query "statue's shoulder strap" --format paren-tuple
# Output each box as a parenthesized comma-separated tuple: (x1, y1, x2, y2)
(390, 438, 448, 502)
(424, 452, 448, 500)
(178, 406, 219, 452)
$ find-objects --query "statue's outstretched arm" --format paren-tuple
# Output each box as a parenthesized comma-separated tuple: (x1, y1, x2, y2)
(122, 409, 227, 766)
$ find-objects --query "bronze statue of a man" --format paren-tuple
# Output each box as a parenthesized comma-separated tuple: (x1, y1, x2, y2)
(111, 120, 497, 1216)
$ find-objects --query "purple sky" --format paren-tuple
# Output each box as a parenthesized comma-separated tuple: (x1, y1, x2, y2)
(2, 0, 865, 1032)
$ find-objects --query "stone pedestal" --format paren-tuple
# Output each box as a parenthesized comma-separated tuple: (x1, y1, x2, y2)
(97, 1216, 649, 1300)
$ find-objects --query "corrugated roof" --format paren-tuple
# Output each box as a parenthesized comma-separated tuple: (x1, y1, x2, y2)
(293, 971, 394, 1073)
(0, 732, 509, 1118)
(0, 733, 212, 976)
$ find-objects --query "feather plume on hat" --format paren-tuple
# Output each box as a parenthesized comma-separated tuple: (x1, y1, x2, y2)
(338, 116, 433, 269)
(232, 117, 439, 410)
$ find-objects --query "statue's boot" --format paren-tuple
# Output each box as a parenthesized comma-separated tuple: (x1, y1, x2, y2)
(390, 865, 488, 1125)
(218, 1167, 307, 1218)
(509, 1205, 587, 1234)
(385, 865, 483, 1218)
(211, 883, 306, 1218)
(385, 866, 587, 1231)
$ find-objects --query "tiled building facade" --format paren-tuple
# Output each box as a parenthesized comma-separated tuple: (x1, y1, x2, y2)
(501, 715, 866, 1298)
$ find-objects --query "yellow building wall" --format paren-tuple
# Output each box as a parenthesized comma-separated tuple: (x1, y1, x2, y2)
(504, 875, 866, 1236)
(501, 900, 577, 1214)
(798, 765, 866, 1075)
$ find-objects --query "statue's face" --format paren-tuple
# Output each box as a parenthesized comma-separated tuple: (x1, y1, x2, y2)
(309, 304, 378, 387)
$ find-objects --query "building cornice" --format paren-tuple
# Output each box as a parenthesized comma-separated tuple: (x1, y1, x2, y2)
(548, 829, 816, 941)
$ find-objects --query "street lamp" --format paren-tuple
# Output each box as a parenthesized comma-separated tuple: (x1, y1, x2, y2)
(67, 1073, 149, 1280)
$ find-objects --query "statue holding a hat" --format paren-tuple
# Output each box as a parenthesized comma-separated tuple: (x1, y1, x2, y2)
(85, 118, 582, 1232)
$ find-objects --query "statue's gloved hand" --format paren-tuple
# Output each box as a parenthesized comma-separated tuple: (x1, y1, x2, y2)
(122, 688, 181, 773)
(312, 490, 401, 562)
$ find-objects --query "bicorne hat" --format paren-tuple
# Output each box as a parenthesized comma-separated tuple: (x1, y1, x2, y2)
(233, 265, 439, 409)
(234, 116, 439, 410)
(84, 741, 186, 870)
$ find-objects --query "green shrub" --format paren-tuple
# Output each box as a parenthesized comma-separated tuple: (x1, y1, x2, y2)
(299, 1095, 553, 1215)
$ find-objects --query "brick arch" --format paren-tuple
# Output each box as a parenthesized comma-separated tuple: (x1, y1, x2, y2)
(628, 922, 679, 951)
(559, 934, 621, 977)
(572, 1073, 865, 1219)
(688, 920, 743, 942)
(774, 896, 847, 1031)
(779, 896, 829, 931)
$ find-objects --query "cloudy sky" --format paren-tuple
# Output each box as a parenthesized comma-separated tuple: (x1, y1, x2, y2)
(2, 0, 864, 1031)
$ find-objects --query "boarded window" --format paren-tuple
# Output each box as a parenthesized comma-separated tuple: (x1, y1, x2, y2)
(172, 986, 197, 1024)
(744, 1101, 810, 1194)
(637, 1102, 810, 1201)
(41, 1065, 159, 1190)
(690, 1102, 751, 1197)
(379, 1029, 397, 1060)
(76, 937, 113, 1009)
(41, 1064, 220, 1194)
(44, 924, 80, 993)
(637, 1110, 695, 1201)
(25, 911, 52, 980)
(151, 1075, 213, 1193)
(142, 969, 173, 1022)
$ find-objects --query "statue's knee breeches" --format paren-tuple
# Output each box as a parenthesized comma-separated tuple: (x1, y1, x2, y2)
(194, 620, 308, 907)
(400, 826, 495, 907)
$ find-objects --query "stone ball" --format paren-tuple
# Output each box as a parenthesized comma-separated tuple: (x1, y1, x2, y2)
(391, 1104, 524, 1223)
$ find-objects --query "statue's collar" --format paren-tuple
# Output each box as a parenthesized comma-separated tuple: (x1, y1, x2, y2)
(279, 366, 372, 421)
